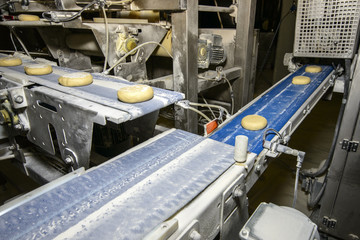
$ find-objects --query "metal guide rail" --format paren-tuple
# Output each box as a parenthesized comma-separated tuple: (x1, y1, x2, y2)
(0, 129, 239, 240)
(210, 65, 335, 154)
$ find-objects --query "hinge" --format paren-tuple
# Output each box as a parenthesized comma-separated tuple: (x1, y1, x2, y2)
(341, 139, 359, 152)
(322, 216, 337, 229)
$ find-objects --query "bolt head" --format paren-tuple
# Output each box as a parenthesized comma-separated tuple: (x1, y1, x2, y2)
(241, 229, 248, 236)
(65, 156, 73, 164)
(233, 187, 244, 198)
(14, 95, 23, 104)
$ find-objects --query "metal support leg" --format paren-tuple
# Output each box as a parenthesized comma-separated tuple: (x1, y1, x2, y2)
(233, 0, 257, 109)
(172, 0, 199, 133)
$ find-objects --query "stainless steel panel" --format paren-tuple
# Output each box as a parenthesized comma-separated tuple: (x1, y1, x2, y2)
(233, 0, 257, 109)
(172, 1, 199, 133)
(314, 57, 360, 239)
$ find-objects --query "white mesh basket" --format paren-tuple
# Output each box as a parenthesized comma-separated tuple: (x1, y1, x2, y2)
(294, 0, 360, 58)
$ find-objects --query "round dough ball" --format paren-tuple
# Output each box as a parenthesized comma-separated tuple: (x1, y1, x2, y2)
(292, 76, 311, 85)
(117, 84, 154, 103)
(24, 64, 53, 75)
(18, 14, 40, 21)
(58, 72, 93, 87)
(241, 114, 268, 131)
(305, 65, 322, 73)
(0, 57, 22, 67)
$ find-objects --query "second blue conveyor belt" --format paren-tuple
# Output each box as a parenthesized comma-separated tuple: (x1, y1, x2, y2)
(210, 65, 334, 154)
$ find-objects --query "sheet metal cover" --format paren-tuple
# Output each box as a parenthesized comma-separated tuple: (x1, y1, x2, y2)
(210, 65, 333, 154)
(0, 56, 184, 120)
(0, 129, 235, 240)
(240, 203, 319, 240)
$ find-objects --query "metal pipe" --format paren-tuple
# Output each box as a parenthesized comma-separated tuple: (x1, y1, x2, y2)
(198, 5, 234, 13)
(10, 28, 32, 59)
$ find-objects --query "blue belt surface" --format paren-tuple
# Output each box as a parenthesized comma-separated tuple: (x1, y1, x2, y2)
(0, 129, 235, 240)
(210, 65, 333, 154)
(0, 55, 184, 120)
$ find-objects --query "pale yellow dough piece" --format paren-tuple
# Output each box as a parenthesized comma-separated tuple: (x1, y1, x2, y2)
(241, 114, 268, 131)
(58, 72, 93, 87)
(292, 76, 311, 85)
(24, 64, 53, 75)
(18, 14, 40, 21)
(117, 85, 154, 103)
(0, 57, 22, 67)
(305, 65, 322, 73)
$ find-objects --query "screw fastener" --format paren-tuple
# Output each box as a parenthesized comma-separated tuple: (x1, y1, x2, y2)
(14, 95, 24, 104)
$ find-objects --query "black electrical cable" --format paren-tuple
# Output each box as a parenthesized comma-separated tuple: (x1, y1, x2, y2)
(307, 178, 327, 209)
(302, 59, 351, 178)
(42, 0, 96, 23)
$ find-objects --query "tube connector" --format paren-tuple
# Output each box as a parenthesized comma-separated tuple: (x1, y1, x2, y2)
(263, 139, 305, 208)
(175, 100, 190, 109)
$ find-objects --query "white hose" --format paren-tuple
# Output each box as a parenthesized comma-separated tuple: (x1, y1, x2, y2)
(10, 28, 33, 59)
(224, 77, 235, 115)
(189, 102, 230, 117)
(188, 106, 211, 122)
(293, 166, 300, 208)
(101, 6, 109, 72)
(201, 95, 216, 119)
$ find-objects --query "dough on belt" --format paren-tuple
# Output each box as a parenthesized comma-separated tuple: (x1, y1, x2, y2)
(24, 64, 53, 75)
(292, 76, 311, 85)
(241, 114, 268, 131)
(58, 72, 93, 87)
(18, 14, 40, 21)
(0, 57, 22, 67)
(117, 84, 154, 103)
(305, 65, 322, 73)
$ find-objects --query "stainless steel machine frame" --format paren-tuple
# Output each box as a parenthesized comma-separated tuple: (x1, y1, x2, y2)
(0, 0, 258, 133)
(310, 54, 360, 240)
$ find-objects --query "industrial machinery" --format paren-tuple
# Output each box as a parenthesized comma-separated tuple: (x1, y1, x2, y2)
(0, 0, 256, 180)
(0, 0, 256, 134)
(0, 0, 360, 239)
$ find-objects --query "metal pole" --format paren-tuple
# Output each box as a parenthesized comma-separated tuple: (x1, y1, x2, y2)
(233, 0, 257, 109)
(172, 0, 199, 133)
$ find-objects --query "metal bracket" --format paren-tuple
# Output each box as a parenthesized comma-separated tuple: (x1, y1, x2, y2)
(220, 173, 248, 239)
(7, 86, 28, 109)
(25, 88, 97, 169)
(341, 139, 359, 152)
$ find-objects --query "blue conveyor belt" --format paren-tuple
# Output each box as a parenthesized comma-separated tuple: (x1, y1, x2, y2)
(0, 129, 235, 240)
(210, 65, 334, 154)
(0, 55, 184, 120)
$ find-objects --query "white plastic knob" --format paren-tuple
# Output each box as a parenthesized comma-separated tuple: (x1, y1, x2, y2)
(234, 135, 248, 163)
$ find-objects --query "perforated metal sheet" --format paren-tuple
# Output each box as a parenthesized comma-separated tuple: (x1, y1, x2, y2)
(294, 0, 360, 58)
